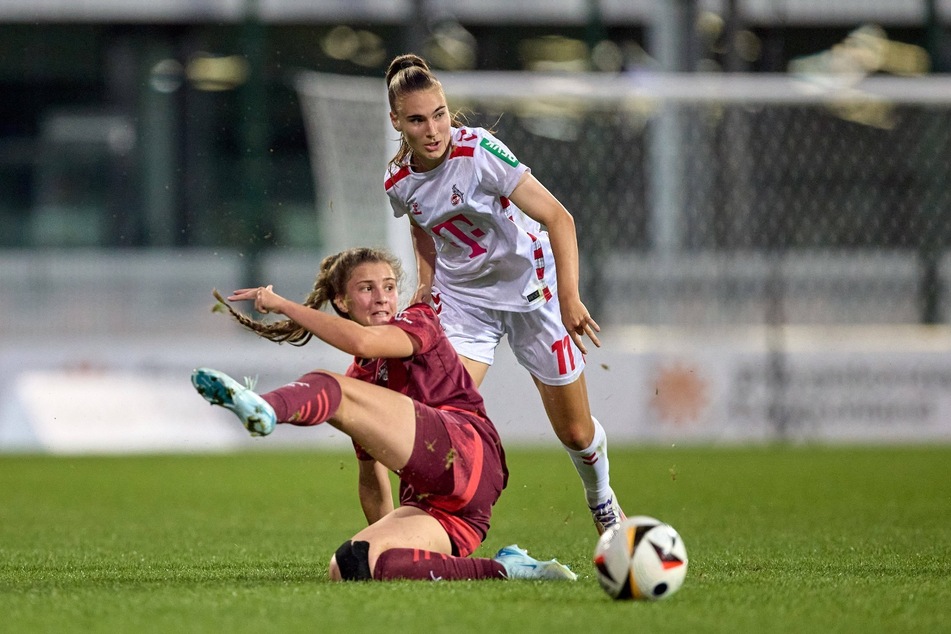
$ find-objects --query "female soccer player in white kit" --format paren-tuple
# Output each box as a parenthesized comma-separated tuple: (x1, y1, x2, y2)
(383, 53, 625, 534)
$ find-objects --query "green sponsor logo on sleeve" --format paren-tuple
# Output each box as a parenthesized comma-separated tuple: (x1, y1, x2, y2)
(480, 137, 520, 167)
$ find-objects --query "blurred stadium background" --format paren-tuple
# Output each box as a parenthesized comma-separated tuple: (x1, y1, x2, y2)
(3, 0, 951, 453)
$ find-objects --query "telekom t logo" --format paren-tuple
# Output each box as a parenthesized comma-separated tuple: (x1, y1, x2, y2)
(432, 214, 487, 258)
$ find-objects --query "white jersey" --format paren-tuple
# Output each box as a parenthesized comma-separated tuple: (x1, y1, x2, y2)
(385, 126, 556, 312)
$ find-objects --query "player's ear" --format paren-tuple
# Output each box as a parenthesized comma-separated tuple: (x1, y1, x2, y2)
(389, 111, 401, 132)
(333, 295, 349, 315)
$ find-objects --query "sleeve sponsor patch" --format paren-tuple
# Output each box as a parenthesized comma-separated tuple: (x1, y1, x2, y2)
(479, 137, 520, 167)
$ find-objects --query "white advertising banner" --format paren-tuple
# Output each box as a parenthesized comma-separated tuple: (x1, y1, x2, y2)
(482, 328, 951, 446)
(3, 328, 951, 454)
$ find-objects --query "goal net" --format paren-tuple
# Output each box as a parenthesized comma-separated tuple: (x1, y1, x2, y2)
(296, 70, 951, 328)
(295, 72, 416, 296)
(296, 69, 951, 443)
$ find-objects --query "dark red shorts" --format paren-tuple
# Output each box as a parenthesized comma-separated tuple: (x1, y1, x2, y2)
(398, 401, 507, 557)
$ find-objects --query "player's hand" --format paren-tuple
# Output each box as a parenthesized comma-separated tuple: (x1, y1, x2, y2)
(410, 284, 433, 307)
(562, 299, 601, 355)
(228, 285, 285, 315)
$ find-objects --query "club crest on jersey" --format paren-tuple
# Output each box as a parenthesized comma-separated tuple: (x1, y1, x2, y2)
(450, 185, 465, 206)
(480, 137, 519, 167)
(411, 201, 422, 215)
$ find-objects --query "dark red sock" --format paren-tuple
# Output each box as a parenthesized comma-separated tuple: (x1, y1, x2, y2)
(261, 371, 342, 426)
(373, 548, 506, 581)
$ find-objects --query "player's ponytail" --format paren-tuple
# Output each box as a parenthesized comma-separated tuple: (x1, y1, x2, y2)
(385, 53, 432, 92)
(213, 247, 403, 346)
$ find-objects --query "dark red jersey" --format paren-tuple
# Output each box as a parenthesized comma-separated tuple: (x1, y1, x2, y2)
(345, 303, 507, 553)
(345, 303, 489, 419)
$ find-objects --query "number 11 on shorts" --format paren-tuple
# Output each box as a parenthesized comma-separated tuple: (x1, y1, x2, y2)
(551, 335, 577, 376)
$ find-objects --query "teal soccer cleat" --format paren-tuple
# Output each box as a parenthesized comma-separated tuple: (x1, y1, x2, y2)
(494, 545, 577, 581)
(191, 367, 276, 437)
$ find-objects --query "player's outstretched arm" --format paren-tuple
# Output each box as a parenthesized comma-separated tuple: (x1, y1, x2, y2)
(226, 286, 416, 359)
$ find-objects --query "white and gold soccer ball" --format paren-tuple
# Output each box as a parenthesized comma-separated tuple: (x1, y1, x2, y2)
(593, 515, 688, 601)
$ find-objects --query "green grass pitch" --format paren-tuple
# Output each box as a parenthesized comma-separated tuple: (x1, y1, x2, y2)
(1, 445, 949, 633)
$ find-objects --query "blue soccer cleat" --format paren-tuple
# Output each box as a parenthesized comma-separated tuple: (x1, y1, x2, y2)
(191, 367, 276, 437)
(494, 545, 577, 581)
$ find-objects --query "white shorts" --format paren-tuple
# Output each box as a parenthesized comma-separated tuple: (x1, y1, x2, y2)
(433, 287, 586, 387)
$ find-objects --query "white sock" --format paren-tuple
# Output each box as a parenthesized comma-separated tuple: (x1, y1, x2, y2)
(563, 417, 614, 508)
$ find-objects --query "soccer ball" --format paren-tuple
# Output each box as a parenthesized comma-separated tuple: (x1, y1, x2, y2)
(593, 515, 688, 601)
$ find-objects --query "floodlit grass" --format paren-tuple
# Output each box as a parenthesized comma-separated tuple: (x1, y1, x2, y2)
(1, 446, 949, 633)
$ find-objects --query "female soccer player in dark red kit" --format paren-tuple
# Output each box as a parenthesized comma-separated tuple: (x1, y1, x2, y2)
(384, 54, 625, 534)
(192, 247, 575, 582)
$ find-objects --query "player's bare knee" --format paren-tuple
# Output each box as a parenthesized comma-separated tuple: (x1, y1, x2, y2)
(555, 422, 595, 450)
(328, 554, 343, 581)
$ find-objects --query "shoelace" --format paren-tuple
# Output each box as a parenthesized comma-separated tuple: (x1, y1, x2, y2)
(243, 375, 259, 391)
(592, 499, 619, 525)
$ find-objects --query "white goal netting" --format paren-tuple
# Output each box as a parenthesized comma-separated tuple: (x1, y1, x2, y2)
(295, 72, 416, 297)
(296, 70, 951, 328)
(296, 70, 951, 443)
